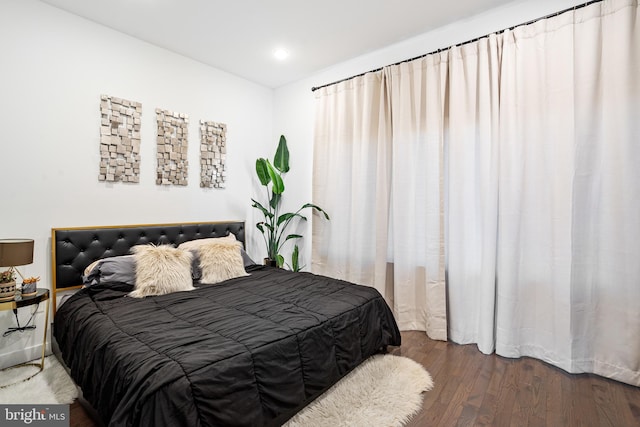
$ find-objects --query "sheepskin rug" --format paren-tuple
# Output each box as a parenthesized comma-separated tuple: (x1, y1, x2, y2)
(284, 354, 434, 427)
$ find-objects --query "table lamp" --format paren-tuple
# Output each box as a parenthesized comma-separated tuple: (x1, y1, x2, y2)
(0, 239, 34, 299)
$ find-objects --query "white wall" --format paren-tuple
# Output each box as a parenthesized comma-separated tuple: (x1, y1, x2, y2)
(0, 0, 273, 368)
(273, 0, 587, 266)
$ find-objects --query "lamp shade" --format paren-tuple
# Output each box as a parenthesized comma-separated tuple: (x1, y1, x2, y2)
(0, 239, 34, 267)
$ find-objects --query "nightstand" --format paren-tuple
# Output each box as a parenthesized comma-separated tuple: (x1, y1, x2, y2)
(0, 288, 50, 372)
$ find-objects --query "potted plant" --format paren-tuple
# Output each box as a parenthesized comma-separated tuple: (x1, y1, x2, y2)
(0, 269, 17, 301)
(21, 276, 40, 297)
(252, 135, 330, 268)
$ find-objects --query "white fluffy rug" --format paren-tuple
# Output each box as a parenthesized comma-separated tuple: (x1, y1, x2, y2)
(0, 356, 78, 404)
(284, 354, 434, 427)
(0, 354, 432, 427)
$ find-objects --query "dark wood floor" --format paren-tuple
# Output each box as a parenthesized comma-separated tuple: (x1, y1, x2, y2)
(391, 332, 640, 427)
(70, 330, 640, 427)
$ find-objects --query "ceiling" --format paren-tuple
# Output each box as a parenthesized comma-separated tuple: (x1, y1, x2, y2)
(39, 0, 517, 88)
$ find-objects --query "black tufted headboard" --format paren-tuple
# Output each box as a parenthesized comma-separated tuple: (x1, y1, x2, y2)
(51, 221, 245, 313)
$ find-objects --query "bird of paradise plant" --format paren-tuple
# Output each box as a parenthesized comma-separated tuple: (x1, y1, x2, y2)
(251, 135, 330, 269)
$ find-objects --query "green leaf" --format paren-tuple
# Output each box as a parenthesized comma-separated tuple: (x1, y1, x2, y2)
(251, 199, 273, 219)
(255, 158, 271, 186)
(269, 192, 281, 210)
(256, 222, 274, 234)
(273, 135, 290, 173)
(301, 203, 330, 220)
(291, 245, 300, 272)
(277, 212, 301, 226)
(283, 234, 303, 243)
(276, 254, 285, 268)
(267, 160, 284, 194)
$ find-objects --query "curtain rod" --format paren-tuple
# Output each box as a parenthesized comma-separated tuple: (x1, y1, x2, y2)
(311, 0, 603, 92)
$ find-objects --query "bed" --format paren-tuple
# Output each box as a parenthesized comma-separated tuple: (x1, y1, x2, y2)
(51, 221, 401, 427)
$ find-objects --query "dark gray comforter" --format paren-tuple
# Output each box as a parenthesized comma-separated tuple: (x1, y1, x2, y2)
(54, 266, 401, 427)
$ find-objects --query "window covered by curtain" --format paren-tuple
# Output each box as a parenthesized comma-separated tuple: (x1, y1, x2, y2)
(312, 0, 639, 386)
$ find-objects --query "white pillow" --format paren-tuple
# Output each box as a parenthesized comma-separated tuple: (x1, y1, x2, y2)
(129, 244, 194, 298)
(198, 240, 249, 284)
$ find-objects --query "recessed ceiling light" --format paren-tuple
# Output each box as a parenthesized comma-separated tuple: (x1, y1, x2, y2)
(273, 48, 289, 61)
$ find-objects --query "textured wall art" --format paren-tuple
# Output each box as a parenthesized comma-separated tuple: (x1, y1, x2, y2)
(156, 109, 189, 186)
(199, 121, 227, 188)
(99, 95, 142, 183)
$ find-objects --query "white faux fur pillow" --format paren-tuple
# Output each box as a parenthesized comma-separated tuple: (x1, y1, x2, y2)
(129, 244, 194, 298)
(198, 240, 249, 285)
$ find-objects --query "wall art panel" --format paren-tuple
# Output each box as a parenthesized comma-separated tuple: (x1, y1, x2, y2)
(199, 120, 227, 188)
(98, 95, 141, 183)
(156, 109, 189, 186)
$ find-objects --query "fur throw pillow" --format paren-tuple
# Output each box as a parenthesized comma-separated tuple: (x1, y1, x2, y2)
(129, 244, 194, 298)
(177, 235, 238, 281)
(198, 240, 249, 284)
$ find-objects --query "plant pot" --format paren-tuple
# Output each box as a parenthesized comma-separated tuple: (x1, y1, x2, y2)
(21, 281, 37, 297)
(263, 258, 278, 268)
(0, 281, 16, 302)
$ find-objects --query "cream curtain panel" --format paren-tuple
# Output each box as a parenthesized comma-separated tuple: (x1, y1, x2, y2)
(385, 56, 448, 337)
(312, 0, 639, 386)
(312, 71, 447, 339)
(312, 73, 392, 298)
(446, 35, 502, 353)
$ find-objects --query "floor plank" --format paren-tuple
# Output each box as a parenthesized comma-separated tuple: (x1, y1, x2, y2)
(70, 330, 640, 427)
